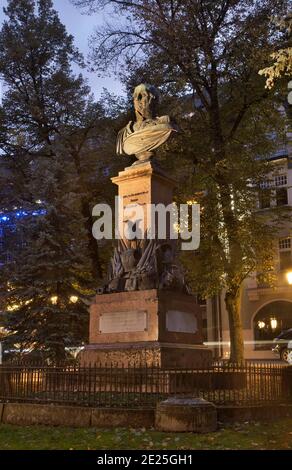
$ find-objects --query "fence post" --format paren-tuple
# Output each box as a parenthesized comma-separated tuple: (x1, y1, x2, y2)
(282, 365, 292, 401)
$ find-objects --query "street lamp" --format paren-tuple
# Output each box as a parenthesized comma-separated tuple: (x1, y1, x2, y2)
(270, 317, 278, 330)
(287, 271, 292, 285)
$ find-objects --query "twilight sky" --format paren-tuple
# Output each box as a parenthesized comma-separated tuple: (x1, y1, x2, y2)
(0, 0, 124, 99)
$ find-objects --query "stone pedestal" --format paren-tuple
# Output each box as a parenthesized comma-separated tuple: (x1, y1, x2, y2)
(155, 397, 217, 433)
(79, 159, 211, 368)
(80, 289, 211, 367)
(111, 161, 176, 237)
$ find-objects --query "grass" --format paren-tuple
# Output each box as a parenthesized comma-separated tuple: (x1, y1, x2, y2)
(0, 419, 291, 450)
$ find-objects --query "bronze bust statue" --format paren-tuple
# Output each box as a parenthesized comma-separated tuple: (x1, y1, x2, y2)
(116, 83, 177, 164)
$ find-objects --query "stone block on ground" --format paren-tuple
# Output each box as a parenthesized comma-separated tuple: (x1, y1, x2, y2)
(155, 397, 217, 433)
(2, 403, 92, 427)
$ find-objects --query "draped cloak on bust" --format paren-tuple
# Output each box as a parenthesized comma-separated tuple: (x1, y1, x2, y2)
(116, 115, 176, 157)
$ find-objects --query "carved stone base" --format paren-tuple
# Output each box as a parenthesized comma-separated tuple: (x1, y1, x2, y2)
(81, 289, 211, 368)
(79, 341, 212, 368)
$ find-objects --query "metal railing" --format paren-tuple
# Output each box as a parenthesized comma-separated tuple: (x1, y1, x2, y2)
(0, 361, 291, 408)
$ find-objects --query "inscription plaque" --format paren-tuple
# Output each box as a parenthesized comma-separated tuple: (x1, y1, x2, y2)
(99, 310, 147, 333)
(166, 310, 198, 333)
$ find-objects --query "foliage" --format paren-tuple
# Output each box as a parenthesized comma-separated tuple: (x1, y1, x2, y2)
(0, 0, 122, 359)
(73, 0, 290, 361)
(259, 14, 292, 88)
(2, 155, 91, 360)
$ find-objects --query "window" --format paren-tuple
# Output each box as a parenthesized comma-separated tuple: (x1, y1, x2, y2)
(258, 179, 272, 209)
(275, 174, 287, 187)
(276, 187, 288, 206)
(260, 179, 272, 189)
(279, 238, 291, 250)
(258, 189, 271, 209)
(259, 173, 289, 208)
(279, 237, 292, 270)
(275, 173, 288, 206)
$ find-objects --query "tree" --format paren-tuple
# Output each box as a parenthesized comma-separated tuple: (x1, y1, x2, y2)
(259, 13, 292, 89)
(0, 0, 111, 281)
(0, 0, 118, 360)
(2, 154, 92, 362)
(73, 0, 289, 361)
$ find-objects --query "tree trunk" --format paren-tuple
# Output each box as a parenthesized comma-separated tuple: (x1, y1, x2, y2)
(224, 289, 244, 363)
(69, 148, 103, 280)
(81, 198, 103, 280)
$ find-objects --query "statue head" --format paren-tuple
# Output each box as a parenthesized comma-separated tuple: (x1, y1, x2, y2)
(133, 83, 159, 122)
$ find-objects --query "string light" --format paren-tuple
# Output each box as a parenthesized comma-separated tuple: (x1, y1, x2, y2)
(50, 296, 58, 305)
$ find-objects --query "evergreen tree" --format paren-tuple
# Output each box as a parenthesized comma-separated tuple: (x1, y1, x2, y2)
(0, 0, 108, 280)
(3, 154, 91, 362)
(0, 0, 117, 359)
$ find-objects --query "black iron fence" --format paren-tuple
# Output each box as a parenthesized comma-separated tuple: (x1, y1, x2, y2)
(0, 361, 291, 408)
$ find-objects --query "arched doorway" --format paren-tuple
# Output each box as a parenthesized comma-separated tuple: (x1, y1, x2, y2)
(253, 300, 292, 350)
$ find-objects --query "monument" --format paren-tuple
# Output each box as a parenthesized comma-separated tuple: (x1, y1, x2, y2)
(80, 84, 211, 367)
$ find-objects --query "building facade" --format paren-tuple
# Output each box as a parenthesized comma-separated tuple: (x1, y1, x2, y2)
(206, 145, 292, 360)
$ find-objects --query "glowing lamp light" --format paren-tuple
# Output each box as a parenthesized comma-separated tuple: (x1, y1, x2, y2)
(7, 304, 19, 312)
(70, 295, 78, 304)
(50, 296, 58, 305)
(287, 271, 292, 285)
(257, 321, 265, 329)
(270, 318, 278, 330)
